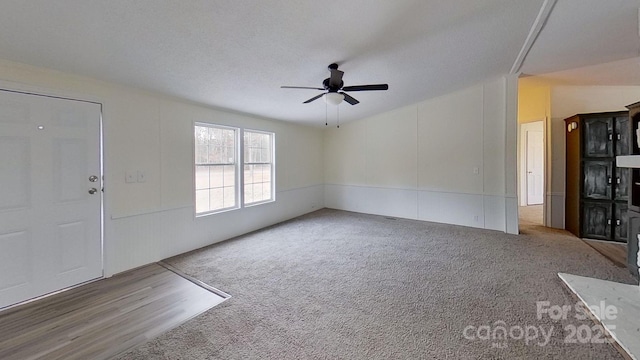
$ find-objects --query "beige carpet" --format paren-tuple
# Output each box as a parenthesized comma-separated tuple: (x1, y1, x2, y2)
(116, 209, 636, 359)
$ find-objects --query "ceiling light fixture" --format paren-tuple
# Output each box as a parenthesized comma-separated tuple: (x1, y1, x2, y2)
(324, 92, 344, 106)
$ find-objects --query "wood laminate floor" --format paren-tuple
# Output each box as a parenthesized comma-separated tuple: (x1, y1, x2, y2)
(0, 263, 227, 360)
(519, 205, 543, 226)
(583, 239, 627, 268)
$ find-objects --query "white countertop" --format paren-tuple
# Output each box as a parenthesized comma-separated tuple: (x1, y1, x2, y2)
(559, 273, 640, 359)
(617, 155, 640, 168)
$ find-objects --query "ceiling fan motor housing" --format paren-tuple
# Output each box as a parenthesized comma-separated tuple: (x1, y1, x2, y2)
(323, 78, 343, 92)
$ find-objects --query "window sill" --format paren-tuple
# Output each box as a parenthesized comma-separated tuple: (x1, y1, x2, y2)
(195, 205, 240, 218)
(243, 198, 275, 208)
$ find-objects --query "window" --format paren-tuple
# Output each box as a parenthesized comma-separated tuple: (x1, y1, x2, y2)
(194, 124, 239, 214)
(243, 130, 274, 205)
(194, 124, 275, 215)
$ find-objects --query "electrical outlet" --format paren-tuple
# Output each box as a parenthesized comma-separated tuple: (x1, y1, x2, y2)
(125, 171, 136, 183)
(473, 167, 480, 175)
(473, 215, 479, 222)
(137, 170, 146, 183)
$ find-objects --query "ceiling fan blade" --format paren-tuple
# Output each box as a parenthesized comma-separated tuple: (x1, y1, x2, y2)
(281, 86, 325, 90)
(341, 92, 359, 105)
(329, 69, 344, 88)
(342, 84, 389, 92)
(303, 93, 326, 104)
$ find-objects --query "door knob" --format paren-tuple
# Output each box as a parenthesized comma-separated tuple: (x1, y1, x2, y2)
(88, 188, 98, 195)
(89, 175, 99, 182)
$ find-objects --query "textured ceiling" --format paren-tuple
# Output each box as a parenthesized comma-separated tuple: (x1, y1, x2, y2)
(530, 56, 640, 86)
(521, 0, 640, 76)
(0, 1, 637, 125)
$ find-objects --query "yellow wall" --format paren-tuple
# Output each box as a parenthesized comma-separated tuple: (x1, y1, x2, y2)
(518, 77, 550, 124)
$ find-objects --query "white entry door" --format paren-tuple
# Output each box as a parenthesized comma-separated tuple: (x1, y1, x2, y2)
(526, 130, 544, 205)
(0, 90, 102, 309)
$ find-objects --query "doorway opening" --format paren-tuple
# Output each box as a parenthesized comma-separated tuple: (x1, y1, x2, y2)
(519, 120, 545, 226)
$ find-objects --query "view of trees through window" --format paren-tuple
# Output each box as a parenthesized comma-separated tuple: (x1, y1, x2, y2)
(195, 124, 274, 215)
(195, 124, 237, 214)
(244, 131, 273, 205)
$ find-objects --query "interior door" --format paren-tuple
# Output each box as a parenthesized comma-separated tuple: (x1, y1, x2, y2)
(526, 130, 544, 205)
(0, 90, 102, 309)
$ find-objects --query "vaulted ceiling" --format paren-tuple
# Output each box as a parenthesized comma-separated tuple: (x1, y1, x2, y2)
(0, 0, 638, 125)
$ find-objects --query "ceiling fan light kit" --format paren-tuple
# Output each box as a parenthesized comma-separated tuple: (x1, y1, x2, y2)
(324, 92, 344, 105)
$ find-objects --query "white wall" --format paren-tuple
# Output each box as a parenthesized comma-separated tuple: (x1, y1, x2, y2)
(548, 86, 640, 228)
(325, 76, 519, 233)
(0, 57, 522, 280)
(0, 59, 325, 276)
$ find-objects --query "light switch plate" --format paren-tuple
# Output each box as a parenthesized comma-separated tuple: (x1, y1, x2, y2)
(125, 171, 136, 183)
(137, 170, 146, 183)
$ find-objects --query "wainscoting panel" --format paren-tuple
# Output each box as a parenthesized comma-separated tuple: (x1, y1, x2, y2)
(325, 184, 512, 232)
(106, 185, 324, 276)
(483, 194, 507, 232)
(548, 192, 565, 229)
(324, 184, 418, 219)
(418, 190, 484, 228)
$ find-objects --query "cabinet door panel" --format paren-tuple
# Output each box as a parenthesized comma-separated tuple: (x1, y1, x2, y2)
(583, 117, 613, 157)
(614, 203, 628, 242)
(615, 167, 629, 201)
(583, 161, 612, 199)
(582, 202, 611, 240)
(615, 116, 630, 156)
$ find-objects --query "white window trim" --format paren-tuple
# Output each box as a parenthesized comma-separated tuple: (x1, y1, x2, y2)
(194, 122, 241, 217)
(193, 123, 276, 217)
(242, 128, 276, 207)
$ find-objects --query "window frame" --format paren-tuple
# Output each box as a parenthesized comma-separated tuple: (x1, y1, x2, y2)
(193, 123, 276, 217)
(194, 122, 241, 216)
(242, 129, 276, 207)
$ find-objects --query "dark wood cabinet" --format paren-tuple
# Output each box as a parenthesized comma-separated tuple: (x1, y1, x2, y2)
(615, 116, 630, 156)
(582, 201, 611, 240)
(615, 203, 628, 241)
(583, 160, 612, 200)
(626, 102, 640, 278)
(583, 117, 613, 157)
(615, 167, 629, 201)
(565, 111, 629, 243)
